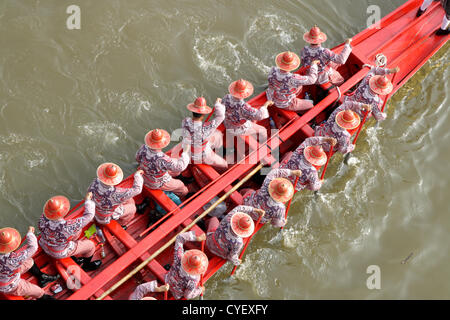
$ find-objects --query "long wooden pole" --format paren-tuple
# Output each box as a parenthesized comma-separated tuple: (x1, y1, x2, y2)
(230, 212, 264, 276)
(96, 163, 264, 300)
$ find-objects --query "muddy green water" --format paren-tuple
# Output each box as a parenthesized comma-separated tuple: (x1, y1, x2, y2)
(0, 0, 448, 299)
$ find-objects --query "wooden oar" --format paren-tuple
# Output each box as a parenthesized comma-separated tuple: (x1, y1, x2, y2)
(96, 163, 264, 300)
(204, 107, 215, 122)
(281, 176, 299, 230)
(230, 212, 264, 276)
(344, 109, 369, 164)
(67, 199, 85, 216)
(352, 110, 370, 145)
(381, 72, 397, 113)
(314, 145, 334, 196)
(320, 145, 334, 180)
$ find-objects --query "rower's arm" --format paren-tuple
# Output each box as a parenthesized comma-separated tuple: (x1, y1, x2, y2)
(344, 101, 367, 113)
(370, 100, 386, 121)
(228, 205, 260, 224)
(262, 168, 293, 190)
(230, 205, 256, 216)
(293, 137, 325, 160)
(372, 66, 391, 76)
(301, 136, 332, 150)
(327, 104, 346, 123)
(64, 208, 92, 237)
(228, 238, 244, 266)
(324, 43, 352, 65)
(135, 144, 145, 164)
(241, 102, 269, 121)
(12, 232, 38, 263)
(270, 207, 286, 228)
(292, 63, 319, 86)
(299, 47, 307, 66)
(129, 280, 158, 300)
(334, 130, 353, 154)
(329, 101, 366, 120)
(204, 100, 226, 131)
(184, 279, 203, 300)
(162, 152, 190, 174)
(306, 169, 322, 191)
(78, 199, 95, 228)
(173, 231, 197, 265)
(180, 120, 192, 143)
(112, 172, 144, 203)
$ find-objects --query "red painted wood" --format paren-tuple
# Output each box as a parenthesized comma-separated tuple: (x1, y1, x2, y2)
(57, 257, 111, 300)
(105, 221, 168, 283)
(195, 164, 243, 206)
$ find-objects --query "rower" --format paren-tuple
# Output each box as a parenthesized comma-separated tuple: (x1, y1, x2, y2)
(205, 205, 264, 266)
(222, 79, 272, 143)
(38, 192, 102, 272)
(241, 169, 301, 228)
(136, 129, 190, 198)
(181, 96, 228, 171)
(280, 137, 336, 192)
(416, 0, 450, 35)
(344, 64, 399, 122)
(314, 101, 372, 154)
(0, 226, 59, 300)
(129, 281, 169, 300)
(266, 51, 319, 113)
(300, 25, 353, 87)
(87, 163, 147, 227)
(165, 231, 208, 300)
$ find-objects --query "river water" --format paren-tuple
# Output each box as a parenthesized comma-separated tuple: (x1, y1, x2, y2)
(0, 0, 448, 299)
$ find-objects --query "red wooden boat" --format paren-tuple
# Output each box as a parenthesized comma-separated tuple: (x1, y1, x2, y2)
(1, 0, 448, 300)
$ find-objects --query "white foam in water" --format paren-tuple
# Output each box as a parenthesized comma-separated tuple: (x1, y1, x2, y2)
(25, 151, 46, 169)
(78, 121, 126, 145)
(193, 31, 273, 83)
(106, 91, 152, 114)
(247, 13, 298, 46)
(140, 100, 151, 111)
(347, 156, 360, 166)
(0, 133, 29, 145)
(282, 228, 302, 249)
(193, 34, 232, 84)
